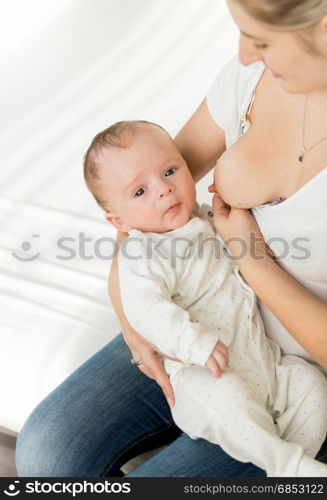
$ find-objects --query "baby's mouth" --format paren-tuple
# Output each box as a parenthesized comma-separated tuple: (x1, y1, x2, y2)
(165, 202, 181, 214)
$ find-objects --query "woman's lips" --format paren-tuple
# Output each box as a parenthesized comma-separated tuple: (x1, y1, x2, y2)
(271, 70, 282, 78)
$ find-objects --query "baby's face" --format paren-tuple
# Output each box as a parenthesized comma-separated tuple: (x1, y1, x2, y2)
(103, 125, 196, 233)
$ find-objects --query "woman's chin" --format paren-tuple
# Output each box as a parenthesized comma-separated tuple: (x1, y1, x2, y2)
(280, 78, 317, 95)
(279, 78, 298, 94)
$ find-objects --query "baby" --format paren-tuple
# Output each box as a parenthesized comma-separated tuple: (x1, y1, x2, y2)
(83, 120, 327, 477)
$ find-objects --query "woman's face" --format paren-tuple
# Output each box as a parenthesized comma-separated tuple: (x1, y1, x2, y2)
(227, 0, 327, 94)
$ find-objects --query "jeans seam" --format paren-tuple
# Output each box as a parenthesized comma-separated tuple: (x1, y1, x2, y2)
(100, 423, 177, 476)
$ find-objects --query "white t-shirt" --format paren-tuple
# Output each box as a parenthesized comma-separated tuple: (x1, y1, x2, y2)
(207, 55, 327, 372)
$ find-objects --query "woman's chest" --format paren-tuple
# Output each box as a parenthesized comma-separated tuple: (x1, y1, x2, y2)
(215, 74, 327, 209)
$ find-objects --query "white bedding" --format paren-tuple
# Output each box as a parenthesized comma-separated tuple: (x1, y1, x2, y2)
(0, 0, 237, 433)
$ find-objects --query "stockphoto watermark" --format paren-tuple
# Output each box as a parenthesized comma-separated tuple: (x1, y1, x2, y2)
(11, 231, 311, 265)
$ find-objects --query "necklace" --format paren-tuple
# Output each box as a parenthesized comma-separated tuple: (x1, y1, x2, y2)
(298, 95, 327, 162)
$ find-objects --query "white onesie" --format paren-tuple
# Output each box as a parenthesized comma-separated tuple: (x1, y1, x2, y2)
(119, 204, 327, 477)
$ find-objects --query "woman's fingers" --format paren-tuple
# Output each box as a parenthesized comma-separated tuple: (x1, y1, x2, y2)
(212, 193, 230, 216)
(128, 333, 175, 407)
(137, 359, 156, 381)
(212, 194, 231, 237)
(141, 351, 175, 408)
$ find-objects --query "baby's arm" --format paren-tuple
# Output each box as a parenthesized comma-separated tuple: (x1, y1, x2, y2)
(118, 240, 228, 372)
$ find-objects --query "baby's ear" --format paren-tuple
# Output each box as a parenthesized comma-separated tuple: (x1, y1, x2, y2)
(104, 212, 131, 233)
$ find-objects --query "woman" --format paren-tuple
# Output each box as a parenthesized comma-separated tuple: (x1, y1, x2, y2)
(16, 0, 327, 477)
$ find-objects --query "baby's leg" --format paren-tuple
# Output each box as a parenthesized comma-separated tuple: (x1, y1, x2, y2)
(170, 365, 327, 477)
(273, 355, 327, 458)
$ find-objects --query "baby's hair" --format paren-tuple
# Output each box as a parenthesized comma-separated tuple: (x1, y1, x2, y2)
(83, 120, 167, 211)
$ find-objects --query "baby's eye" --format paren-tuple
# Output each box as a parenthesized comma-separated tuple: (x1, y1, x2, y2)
(165, 168, 176, 177)
(134, 187, 146, 197)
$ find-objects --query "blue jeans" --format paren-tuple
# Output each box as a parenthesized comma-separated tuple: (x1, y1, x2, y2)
(16, 333, 327, 477)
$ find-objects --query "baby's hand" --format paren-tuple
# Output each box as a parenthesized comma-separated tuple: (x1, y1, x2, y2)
(206, 340, 229, 378)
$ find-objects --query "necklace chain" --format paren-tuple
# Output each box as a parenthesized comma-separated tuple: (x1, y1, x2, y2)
(298, 95, 327, 162)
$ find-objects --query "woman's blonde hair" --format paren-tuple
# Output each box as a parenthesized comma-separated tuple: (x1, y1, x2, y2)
(233, 0, 327, 31)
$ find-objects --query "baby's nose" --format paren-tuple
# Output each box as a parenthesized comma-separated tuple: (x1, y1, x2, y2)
(159, 184, 174, 198)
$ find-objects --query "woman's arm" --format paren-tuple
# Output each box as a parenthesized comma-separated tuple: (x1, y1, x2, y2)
(108, 231, 133, 341)
(212, 195, 327, 368)
(174, 98, 226, 182)
(239, 252, 327, 368)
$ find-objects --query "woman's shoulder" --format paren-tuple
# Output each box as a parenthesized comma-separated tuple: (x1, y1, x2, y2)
(206, 55, 265, 134)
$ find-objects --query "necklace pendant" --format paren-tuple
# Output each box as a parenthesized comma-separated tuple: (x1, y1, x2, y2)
(298, 149, 306, 162)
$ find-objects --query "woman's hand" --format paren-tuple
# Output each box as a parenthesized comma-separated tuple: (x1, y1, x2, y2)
(210, 189, 273, 262)
(124, 326, 181, 408)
